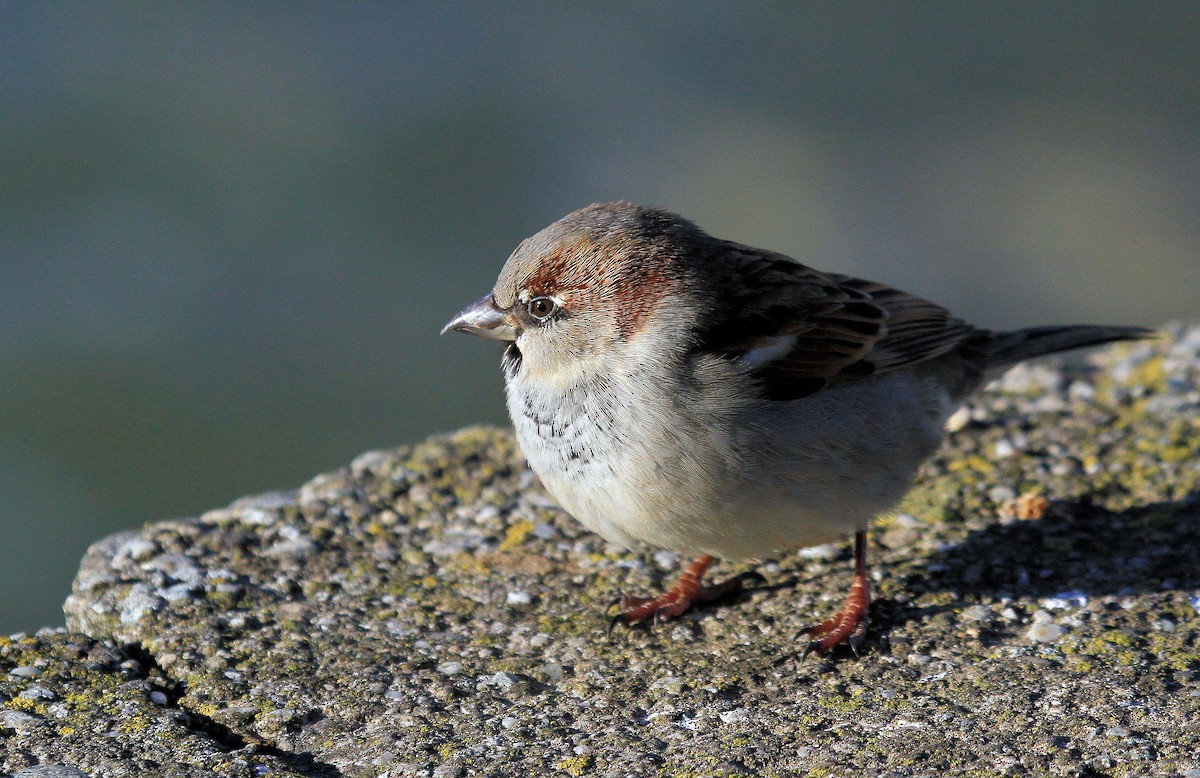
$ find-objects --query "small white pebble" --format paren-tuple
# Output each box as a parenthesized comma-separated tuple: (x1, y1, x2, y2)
(1026, 622, 1067, 643)
(501, 716, 518, 729)
(0, 710, 40, 731)
(944, 405, 970, 432)
(149, 691, 168, 706)
(960, 605, 992, 622)
(653, 550, 681, 569)
(1068, 381, 1096, 401)
(1041, 590, 1088, 609)
(239, 508, 278, 527)
(436, 662, 462, 676)
(116, 537, 159, 562)
(988, 486, 1016, 503)
(670, 624, 695, 642)
(797, 543, 839, 561)
(718, 708, 749, 724)
(18, 686, 56, 702)
(651, 675, 685, 694)
(262, 707, 297, 722)
(529, 633, 551, 648)
(477, 671, 522, 691)
(506, 590, 532, 606)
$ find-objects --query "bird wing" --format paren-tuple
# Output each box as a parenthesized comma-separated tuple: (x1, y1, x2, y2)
(699, 244, 982, 400)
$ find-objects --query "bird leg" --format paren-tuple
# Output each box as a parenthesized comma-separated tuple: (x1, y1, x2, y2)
(609, 555, 763, 630)
(803, 529, 871, 656)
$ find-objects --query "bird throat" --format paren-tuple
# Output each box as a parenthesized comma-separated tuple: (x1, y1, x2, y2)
(502, 343, 523, 378)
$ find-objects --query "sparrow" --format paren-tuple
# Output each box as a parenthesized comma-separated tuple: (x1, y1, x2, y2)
(442, 202, 1150, 655)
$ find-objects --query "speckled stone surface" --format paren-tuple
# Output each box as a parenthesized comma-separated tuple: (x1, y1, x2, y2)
(3, 324, 1199, 777)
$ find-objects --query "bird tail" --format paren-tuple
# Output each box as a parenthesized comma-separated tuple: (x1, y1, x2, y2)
(987, 325, 1154, 370)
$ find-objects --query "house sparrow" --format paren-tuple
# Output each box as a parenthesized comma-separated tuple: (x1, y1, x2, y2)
(443, 202, 1150, 655)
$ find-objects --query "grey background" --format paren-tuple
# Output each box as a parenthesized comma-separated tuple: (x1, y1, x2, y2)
(2, 3, 1197, 634)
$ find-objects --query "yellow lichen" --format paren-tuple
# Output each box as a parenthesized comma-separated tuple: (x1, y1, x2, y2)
(947, 455, 996, 476)
(499, 520, 535, 551)
(118, 713, 153, 733)
(5, 697, 47, 715)
(556, 755, 593, 776)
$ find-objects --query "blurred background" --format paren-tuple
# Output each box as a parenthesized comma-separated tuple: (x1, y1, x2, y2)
(2, 4, 1197, 634)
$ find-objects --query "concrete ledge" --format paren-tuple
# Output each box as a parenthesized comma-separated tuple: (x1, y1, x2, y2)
(3, 324, 1198, 777)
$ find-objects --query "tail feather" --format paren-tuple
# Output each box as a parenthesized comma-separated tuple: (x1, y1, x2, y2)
(987, 325, 1154, 369)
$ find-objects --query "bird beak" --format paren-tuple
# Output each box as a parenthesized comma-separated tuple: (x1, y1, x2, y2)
(441, 293, 518, 341)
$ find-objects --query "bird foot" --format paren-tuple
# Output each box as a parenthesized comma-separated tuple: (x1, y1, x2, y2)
(608, 556, 764, 631)
(802, 530, 871, 656)
(801, 585, 870, 656)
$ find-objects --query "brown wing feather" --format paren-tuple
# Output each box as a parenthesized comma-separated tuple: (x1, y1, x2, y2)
(701, 245, 982, 400)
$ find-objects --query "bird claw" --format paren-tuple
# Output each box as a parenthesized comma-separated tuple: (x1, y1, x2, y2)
(801, 618, 868, 658)
(607, 596, 659, 635)
(607, 559, 763, 632)
(800, 530, 873, 658)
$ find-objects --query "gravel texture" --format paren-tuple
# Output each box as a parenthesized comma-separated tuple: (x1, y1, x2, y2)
(3, 323, 1199, 777)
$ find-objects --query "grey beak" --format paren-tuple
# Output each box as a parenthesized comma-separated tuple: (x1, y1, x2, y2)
(441, 293, 518, 341)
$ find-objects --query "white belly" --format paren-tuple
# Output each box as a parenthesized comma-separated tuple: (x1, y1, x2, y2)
(506, 360, 950, 560)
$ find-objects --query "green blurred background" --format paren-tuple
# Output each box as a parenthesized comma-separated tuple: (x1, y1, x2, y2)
(2, 4, 1197, 634)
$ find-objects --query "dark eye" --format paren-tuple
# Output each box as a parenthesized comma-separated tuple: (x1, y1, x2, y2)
(527, 296, 558, 320)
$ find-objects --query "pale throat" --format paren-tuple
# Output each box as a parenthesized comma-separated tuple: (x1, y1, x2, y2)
(513, 337, 618, 390)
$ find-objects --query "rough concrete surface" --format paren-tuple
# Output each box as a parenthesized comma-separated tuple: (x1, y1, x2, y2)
(3, 323, 1199, 777)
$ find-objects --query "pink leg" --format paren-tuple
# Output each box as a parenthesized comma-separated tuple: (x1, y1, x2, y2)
(803, 530, 871, 656)
(610, 555, 762, 629)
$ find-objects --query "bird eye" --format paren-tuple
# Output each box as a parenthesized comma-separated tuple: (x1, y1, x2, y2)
(527, 296, 557, 321)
